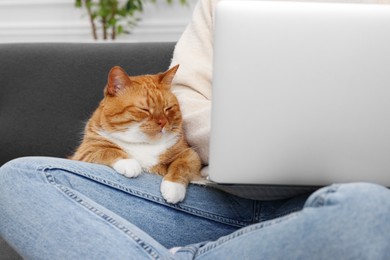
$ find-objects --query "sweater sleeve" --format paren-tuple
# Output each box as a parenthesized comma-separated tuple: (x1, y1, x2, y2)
(170, 0, 218, 171)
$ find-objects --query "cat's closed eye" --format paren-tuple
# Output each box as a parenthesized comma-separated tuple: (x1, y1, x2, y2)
(137, 107, 150, 114)
(164, 105, 176, 113)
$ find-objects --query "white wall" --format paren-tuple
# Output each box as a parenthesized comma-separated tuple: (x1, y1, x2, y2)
(3, 0, 389, 43)
(0, 0, 197, 43)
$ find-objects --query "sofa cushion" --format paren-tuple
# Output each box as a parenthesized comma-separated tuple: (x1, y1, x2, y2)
(0, 43, 175, 166)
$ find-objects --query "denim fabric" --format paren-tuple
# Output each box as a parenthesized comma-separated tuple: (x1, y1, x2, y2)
(177, 183, 390, 259)
(1, 157, 389, 259)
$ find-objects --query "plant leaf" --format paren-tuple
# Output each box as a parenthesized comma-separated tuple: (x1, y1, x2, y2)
(75, 0, 82, 8)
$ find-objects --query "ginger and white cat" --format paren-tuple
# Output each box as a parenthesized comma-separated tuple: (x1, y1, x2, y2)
(70, 65, 202, 204)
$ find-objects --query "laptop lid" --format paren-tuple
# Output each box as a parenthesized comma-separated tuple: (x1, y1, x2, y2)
(209, 1, 390, 187)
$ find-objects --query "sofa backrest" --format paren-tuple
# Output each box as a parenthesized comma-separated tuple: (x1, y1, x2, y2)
(0, 42, 175, 166)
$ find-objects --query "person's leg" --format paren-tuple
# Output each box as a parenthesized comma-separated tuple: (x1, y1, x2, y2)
(0, 157, 174, 260)
(176, 183, 390, 259)
(0, 157, 309, 258)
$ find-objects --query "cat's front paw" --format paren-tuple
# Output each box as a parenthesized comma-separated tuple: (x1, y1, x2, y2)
(112, 159, 142, 178)
(160, 180, 186, 204)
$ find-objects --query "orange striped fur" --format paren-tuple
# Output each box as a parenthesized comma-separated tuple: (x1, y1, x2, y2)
(70, 65, 201, 203)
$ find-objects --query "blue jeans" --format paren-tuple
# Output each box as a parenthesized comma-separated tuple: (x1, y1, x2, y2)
(0, 157, 389, 259)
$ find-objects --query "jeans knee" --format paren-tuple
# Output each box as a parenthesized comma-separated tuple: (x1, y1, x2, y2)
(303, 183, 390, 257)
(0, 156, 58, 187)
(1, 156, 42, 174)
(1, 156, 65, 170)
(305, 182, 390, 212)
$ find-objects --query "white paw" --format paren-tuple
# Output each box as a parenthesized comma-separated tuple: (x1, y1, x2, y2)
(160, 180, 186, 204)
(112, 159, 143, 178)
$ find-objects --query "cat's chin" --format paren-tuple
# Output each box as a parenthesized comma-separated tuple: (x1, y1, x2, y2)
(148, 132, 170, 143)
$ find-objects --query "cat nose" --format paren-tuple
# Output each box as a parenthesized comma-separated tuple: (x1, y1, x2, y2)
(158, 117, 167, 128)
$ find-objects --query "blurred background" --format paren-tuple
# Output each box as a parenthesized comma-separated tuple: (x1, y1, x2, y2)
(0, 0, 197, 43)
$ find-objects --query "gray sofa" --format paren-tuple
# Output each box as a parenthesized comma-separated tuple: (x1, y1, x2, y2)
(0, 42, 175, 259)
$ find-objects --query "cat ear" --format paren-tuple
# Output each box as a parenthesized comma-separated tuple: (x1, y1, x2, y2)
(106, 66, 132, 96)
(159, 64, 179, 89)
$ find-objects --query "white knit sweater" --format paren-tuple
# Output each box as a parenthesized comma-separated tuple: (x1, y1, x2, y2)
(170, 0, 390, 177)
(170, 0, 218, 176)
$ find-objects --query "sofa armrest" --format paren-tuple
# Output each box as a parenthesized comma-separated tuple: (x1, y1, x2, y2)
(0, 42, 175, 166)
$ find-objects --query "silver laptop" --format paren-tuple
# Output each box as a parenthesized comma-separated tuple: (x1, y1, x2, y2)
(209, 1, 390, 199)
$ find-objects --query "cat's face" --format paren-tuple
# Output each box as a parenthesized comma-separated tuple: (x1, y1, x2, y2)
(99, 65, 182, 143)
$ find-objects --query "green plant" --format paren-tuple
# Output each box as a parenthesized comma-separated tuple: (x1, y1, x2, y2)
(75, 0, 188, 40)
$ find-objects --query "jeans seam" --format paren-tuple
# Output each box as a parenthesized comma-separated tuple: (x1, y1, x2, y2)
(252, 201, 261, 223)
(195, 212, 300, 257)
(42, 169, 169, 260)
(39, 164, 248, 228)
(175, 247, 197, 254)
